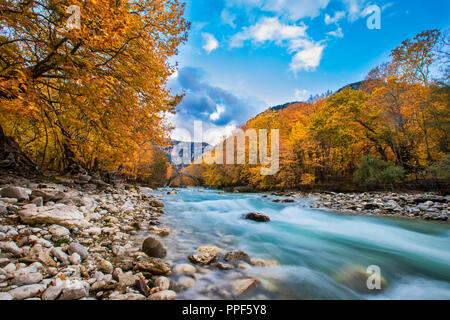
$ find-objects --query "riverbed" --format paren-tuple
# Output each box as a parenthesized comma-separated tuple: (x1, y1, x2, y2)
(145, 188, 450, 300)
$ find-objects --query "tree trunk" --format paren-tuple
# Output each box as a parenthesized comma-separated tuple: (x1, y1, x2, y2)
(0, 124, 38, 172)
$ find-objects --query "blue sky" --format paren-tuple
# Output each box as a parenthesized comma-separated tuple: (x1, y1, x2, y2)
(168, 0, 450, 144)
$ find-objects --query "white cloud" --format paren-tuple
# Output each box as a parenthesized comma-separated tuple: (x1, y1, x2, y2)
(327, 27, 344, 38)
(227, 0, 330, 21)
(294, 89, 310, 101)
(341, 0, 367, 21)
(221, 10, 237, 28)
(289, 41, 325, 73)
(202, 33, 219, 53)
(230, 17, 325, 74)
(324, 11, 346, 24)
(210, 104, 225, 121)
(230, 17, 307, 48)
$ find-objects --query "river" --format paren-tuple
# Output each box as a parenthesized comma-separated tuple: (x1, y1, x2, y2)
(144, 188, 450, 300)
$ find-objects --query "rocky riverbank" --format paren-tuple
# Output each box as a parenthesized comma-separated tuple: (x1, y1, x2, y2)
(0, 173, 278, 300)
(290, 191, 449, 222)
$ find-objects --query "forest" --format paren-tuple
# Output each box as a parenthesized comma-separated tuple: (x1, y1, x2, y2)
(185, 29, 450, 191)
(0, 2, 449, 191)
(0, 0, 188, 186)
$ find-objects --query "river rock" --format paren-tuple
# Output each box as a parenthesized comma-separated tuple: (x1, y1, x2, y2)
(32, 188, 65, 202)
(31, 197, 43, 207)
(333, 266, 388, 294)
(69, 253, 81, 265)
(149, 226, 170, 237)
(0, 241, 23, 256)
(244, 212, 270, 222)
(150, 200, 164, 208)
(12, 266, 43, 286)
(68, 242, 89, 261)
(49, 225, 70, 239)
(149, 290, 176, 300)
(250, 258, 280, 267)
(28, 244, 57, 267)
(118, 272, 139, 287)
(51, 247, 70, 265)
(215, 262, 234, 270)
(0, 292, 13, 300)
(223, 250, 250, 263)
(8, 284, 46, 300)
(0, 202, 7, 215)
(177, 276, 196, 289)
(19, 204, 92, 229)
(1, 186, 30, 200)
(41, 285, 63, 300)
(197, 246, 221, 254)
(58, 280, 90, 300)
(97, 260, 113, 274)
(136, 258, 171, 275)
(141, 237, 166, 258)
(154, 276, 170, 290)
(231, 278, 259, 296)
(188, 252, 218, 265)
(173, 263, 196, 274)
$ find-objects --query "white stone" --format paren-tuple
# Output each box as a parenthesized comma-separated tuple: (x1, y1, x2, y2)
(19, 204, 92, 229)
(0, 241, 23, 256)
(42, 285, 63, 300)
(0, 292, 13, 300)
(69, 252, 82, 265)
(0, 186, 31, 200)
(8, 284, 46, 300)
(173, 263, 196, 274)
(149, 290, 176, 300)
(49, 225, 71, 238)
(58, 280, 90, 300)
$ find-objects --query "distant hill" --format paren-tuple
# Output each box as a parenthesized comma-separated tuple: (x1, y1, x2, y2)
(165, 140, 212, 170)
(259, 80, 369, 116)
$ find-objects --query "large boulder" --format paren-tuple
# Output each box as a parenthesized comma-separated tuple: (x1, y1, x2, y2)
(244, 212, 270, 222)
(19, 204, 92, 229)
(141, 237, 166, 258)
(1, 186, 30, 201)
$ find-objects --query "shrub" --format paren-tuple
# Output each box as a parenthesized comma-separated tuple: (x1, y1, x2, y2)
(354, 156, 405, 189)
(429, 154, 450, 179)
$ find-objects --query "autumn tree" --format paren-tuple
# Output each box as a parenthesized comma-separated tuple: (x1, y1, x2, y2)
(0, 0, 189, 175)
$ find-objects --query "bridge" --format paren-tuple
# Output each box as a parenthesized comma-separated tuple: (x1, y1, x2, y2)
(165, 173, 204, 187)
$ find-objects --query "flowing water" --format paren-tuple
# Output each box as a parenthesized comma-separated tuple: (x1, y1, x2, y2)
(145, 188, 450, 300)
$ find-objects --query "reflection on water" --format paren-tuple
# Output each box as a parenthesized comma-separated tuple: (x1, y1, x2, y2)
(143, 188, 450, 300)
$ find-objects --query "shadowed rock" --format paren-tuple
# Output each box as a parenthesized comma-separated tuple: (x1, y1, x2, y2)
(244, 212, 270, 222)
(142, 237, 167, 258)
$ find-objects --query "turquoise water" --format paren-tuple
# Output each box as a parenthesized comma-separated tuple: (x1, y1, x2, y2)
(148, 188, 450, 300)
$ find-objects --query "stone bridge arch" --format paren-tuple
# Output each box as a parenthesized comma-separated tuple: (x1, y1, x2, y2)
(165, 173, 203, 187)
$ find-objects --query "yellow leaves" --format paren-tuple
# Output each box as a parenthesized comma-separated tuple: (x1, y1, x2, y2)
(0, 0, 188, 175)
